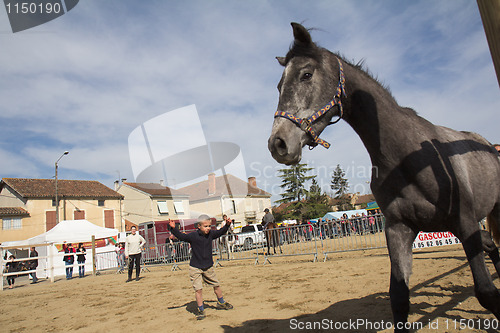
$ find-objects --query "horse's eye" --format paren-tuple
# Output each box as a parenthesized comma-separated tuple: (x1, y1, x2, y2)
(301, 73, 313, 81)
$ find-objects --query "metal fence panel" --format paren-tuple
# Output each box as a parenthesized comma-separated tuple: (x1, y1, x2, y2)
(136, 214, 387, 268)
(95, 251, 119, 272)
(262, 224, 319, 264)
(141, 242, 193, 270)
(215, 233, 260, 265)
(320, 213, 387, 261)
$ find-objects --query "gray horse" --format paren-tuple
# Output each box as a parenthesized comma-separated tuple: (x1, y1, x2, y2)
(268, 22, 500, 332)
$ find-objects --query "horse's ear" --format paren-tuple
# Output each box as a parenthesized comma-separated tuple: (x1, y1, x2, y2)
(291, 22, 312, 46)
(276, 56, 286, 66)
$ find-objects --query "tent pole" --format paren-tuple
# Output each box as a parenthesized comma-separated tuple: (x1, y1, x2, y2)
(48, 244, 54, 283)
(92, 235, 96, 276)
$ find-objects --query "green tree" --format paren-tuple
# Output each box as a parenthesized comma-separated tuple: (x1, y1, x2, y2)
(308, 178, 328, 204)
(274, 169, 332, 221)
(330, 164, 352, 211)
(301, 203, 331, 220)
(277, 163, 315, 204)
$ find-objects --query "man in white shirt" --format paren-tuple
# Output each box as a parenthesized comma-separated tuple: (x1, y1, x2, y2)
(125, 226, 146, 282)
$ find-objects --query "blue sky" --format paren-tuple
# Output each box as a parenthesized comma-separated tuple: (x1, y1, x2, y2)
(1, 0, 499, 204)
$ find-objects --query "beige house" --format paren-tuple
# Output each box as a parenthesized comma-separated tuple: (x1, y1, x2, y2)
(117, 182, 191, 226)
(179, 174, 272, 227)
(329, 193, 376, 211)
(0, 178, 124, 243)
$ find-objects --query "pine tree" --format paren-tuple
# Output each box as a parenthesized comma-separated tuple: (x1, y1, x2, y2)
(277, 163, 315, 204)
(330, 164, 352, 211)
(308, 178, 326, 204)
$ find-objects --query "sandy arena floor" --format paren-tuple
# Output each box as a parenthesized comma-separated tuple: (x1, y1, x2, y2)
(1, 244, 499, 332)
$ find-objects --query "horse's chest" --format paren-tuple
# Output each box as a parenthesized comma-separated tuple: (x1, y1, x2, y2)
(374, 181, 450, 228)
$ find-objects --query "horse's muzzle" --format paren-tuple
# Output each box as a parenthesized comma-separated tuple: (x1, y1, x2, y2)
(268, 134, 302, 165)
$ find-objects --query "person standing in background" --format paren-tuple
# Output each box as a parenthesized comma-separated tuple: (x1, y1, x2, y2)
(5, 255, 18, 289)
(76, 243, 86, 278)
(29, 247, 38, 284)
(262, 208, 274, 229)
(62, 242, 75, 280)
(125, 226, 146, 282)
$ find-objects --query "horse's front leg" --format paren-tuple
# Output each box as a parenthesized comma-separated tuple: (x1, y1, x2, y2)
(386, 222, 417, 333)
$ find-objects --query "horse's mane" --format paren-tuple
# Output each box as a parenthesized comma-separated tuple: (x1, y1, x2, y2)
(335, 53, 396, 99)
(284, 31, 402, 107)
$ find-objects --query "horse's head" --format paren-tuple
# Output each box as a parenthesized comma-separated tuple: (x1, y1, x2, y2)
(268, 23, 345, 165)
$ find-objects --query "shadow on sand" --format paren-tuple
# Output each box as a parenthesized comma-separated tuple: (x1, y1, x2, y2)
(221, 260, 496, 332)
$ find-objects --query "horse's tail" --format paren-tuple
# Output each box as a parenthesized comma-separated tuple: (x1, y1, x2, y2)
(487, 212, 500, 245)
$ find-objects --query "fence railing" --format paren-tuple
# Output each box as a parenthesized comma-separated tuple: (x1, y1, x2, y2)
(319, 214, 387, 261)
(142, 242, 192, 270)
(1, 214, 387, 287)
(139, 214, 387, 268)
(1, 246, 121, 289)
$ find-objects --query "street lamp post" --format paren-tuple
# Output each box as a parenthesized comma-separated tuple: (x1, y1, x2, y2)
(55, 151, 69, 225)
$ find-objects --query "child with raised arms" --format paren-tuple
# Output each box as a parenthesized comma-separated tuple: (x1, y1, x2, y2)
(168, 214, 233, 320)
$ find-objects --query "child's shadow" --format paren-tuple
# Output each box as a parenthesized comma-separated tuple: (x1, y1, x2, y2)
(168, 300, 219, 315)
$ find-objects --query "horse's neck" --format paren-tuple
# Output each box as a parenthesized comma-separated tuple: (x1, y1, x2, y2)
(342, 63, 430, 170)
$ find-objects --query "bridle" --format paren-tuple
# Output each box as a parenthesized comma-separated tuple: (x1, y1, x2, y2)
(274, 57, 346, 149)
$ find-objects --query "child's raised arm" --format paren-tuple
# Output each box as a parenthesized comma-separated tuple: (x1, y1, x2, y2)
(169, 220, 189, 242)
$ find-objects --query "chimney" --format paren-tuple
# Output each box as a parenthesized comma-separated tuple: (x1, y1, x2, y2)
(160, 179, 164, 186)
(114, 180, 119, 191)
(208, 173, 216, 195)
(248, 176, 257, 188)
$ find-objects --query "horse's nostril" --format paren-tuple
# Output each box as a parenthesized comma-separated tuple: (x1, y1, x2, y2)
(274, 137, 287, 155)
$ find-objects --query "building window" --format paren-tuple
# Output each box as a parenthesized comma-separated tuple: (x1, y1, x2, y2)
(2, 217, 22, 230)
(74, 210, 85, 220)
(232, 200, 237, 214)
(157, 201, 169, 214)
(173, 201, 184, 214)
(98, 200, 105, 207)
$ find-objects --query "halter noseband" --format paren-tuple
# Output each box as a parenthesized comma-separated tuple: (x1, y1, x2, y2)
(274, 57, 346, 149)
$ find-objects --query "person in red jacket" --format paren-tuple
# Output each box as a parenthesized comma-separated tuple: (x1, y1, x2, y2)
(62, 242, 75, 279)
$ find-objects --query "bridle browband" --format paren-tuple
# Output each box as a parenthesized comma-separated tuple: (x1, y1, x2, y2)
(274, 57, 346, 149)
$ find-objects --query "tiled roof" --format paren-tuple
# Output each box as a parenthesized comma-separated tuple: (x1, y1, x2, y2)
(0, 207, 30, 217)
(179, 174, 271, 202)
(123, 182, 188, 197)
(1, 178, 123, 199)
(355, 194, 376, 205)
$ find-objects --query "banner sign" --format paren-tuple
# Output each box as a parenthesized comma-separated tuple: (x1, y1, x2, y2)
(413, 231, 460, 249)
(55, 236, 117, 252)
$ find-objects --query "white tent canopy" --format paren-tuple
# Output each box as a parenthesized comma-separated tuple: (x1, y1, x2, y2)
(1, 220, 118, 248)
(322, 209, 368, 221)
(1, 220, 119, 278)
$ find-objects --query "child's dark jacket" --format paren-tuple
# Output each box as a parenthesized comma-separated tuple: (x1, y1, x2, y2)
(169, 224, 229, 269)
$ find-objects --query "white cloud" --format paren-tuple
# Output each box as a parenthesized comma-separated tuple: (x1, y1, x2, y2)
(0, 0, 498, 205)
(0, 147, 41, 177)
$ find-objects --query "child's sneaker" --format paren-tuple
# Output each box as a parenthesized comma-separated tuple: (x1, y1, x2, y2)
(217, 301, 233, 310)
(196, 309, 206, 320)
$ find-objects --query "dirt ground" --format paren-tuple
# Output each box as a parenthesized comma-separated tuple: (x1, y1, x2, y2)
(1, 244, 499, 332)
